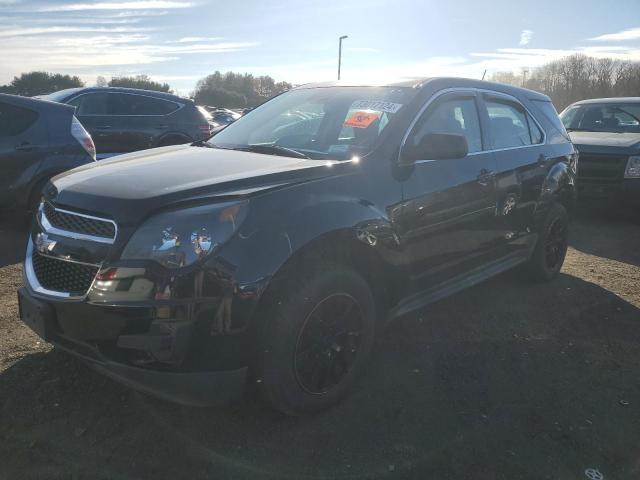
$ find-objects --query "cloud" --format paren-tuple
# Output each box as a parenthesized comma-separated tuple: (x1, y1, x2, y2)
(176, 36, 222, 43)
(590, 27, 640, 42)
(39, 1, 194, 12)
(519, 29, 533, 46)
(0, 26, 149, 37)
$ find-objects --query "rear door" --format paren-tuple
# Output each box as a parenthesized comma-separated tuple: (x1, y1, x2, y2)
(480, 92, 547, 254)
(396, 90, 500, 292)
(108, 93, 182, 151)
(0, 100, 45, 208)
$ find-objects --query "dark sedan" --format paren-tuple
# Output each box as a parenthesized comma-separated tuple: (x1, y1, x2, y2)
(0, 93, 96, 217)
(39, 87, 214, 159)
(560, 97, 640, 206)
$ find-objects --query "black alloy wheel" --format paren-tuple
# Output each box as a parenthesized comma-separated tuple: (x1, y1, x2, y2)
(293, 293, 364, 395)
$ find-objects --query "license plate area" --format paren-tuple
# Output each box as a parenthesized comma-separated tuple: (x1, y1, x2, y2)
(18, 288, 54, 341)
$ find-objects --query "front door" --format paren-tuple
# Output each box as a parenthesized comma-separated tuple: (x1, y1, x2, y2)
(396, 90, 500, 293)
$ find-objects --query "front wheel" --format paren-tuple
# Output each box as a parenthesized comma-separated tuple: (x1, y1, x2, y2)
(523, 202, 569, 281)
(258, 265, 376, 415)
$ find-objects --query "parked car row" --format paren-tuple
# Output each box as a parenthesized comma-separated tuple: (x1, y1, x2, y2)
(4, 79, 640, 414)
(38, 87, 215, 159)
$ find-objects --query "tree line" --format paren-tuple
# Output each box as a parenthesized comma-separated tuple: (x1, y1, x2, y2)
(0, 70, 291, 108)
(489, 54, 640, 110)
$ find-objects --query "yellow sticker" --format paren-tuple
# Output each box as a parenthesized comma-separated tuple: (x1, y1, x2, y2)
(344, 111, 380, 129)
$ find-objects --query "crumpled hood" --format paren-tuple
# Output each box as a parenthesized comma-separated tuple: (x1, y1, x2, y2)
(49, 144, 341, 224)
(570, 131, 640, 155)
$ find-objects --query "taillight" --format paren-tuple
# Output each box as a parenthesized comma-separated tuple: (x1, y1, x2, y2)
(71, 116, 96, 161)
(199, 124, 213, 134)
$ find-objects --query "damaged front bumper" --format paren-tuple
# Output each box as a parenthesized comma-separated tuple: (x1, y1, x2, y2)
(18, 286, 248, 406)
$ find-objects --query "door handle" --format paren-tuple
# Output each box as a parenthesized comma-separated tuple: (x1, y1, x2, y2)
(95, 125, 112, 130)
(15, 143, 42, 152)
(154, 125, 169, 130)
(477, 168, 496, 186)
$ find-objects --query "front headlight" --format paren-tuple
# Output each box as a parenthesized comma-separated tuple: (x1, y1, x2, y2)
(121, 201, 248, 269)
(625, 156, 640, 178)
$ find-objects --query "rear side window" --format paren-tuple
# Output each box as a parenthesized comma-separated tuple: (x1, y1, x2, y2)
(110, 94, 179, 116)
(0, 101, 39, 137)
(533, 99, 569, 139)
(485, 98, 535, 149)
(410, 96, 483, 153)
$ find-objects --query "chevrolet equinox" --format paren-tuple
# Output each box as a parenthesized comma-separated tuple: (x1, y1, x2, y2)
(18, 78, 577, 415)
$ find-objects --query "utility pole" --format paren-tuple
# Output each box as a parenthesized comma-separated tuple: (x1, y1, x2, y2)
(338, 35, 348, 80)
(522, 68, 529, 87)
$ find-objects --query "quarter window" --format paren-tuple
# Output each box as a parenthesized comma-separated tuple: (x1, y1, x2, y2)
(0, 102, 39, 137)
(409, 96, 483, 153)
(485, 99, 535, 149)
(528, 113, 544, 144)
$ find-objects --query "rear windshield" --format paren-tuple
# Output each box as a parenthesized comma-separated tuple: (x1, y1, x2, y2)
(38, 88, 83, 103)
(560, 103, 640, 134)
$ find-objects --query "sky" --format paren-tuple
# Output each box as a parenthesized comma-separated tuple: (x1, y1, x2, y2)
(1, 0, 640, 95)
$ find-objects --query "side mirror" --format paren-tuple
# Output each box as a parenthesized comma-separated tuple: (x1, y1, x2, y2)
(402, 133, 468, 164)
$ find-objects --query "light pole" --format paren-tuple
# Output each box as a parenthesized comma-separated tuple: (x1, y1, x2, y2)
(338, 35, 348, 80)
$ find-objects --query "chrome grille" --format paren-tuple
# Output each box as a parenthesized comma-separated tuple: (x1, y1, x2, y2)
(31, 251, 99, 296)
(42, 202, 116, 242)
(577, 154, 627, 181)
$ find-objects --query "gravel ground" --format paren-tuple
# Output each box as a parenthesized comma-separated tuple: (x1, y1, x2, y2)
(1, 209, 639, 480)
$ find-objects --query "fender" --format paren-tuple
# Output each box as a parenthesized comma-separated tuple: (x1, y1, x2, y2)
(538, 157, 577, 222)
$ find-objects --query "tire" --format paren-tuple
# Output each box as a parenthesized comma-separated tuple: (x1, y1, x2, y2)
(523, 202, 569, 281)
(258, 264, 376, 415)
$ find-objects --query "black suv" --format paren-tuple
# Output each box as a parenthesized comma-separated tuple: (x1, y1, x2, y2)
(0, 93, 95, 217)
(18, 78, 576, 414)
(560, 97, 640, 206)
(40, 87, 213, 158)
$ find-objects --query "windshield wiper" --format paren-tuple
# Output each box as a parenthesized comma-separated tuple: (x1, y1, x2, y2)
(243, 144, 310, 159)
(566, 128, 596, 132)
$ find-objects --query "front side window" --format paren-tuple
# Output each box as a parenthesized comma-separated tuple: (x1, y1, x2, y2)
(69, 93, 108, 115)
(409, 96, 483, 153)
(0, 102, 39, 137)
(208, 86, 416, 160)
(560, 103, 640, 133)
(485, 98, 533, 149)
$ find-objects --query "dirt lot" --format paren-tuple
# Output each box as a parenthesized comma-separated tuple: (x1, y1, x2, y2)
(1, 209, 640, 480)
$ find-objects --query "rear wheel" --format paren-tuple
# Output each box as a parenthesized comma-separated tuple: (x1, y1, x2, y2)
(258, 265, 376, 415)
(523, 202, 569, 281)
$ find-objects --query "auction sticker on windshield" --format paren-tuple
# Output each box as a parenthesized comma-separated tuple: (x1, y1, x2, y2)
(344, 111, 380, 128)
(350, 100, 403, 114)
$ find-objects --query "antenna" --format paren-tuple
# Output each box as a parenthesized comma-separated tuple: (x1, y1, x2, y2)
(481, 69, 487, 81)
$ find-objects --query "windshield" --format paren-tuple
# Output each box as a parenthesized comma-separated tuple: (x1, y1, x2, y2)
(37, 88, 83, 102)
(207, 86, 414, 160)
(560, 103, 640, 133)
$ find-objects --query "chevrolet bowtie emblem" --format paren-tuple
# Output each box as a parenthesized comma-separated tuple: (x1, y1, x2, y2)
(35, 233, 56, 254)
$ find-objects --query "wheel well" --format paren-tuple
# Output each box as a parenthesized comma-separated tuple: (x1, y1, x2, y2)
(258, 230, 402, 324)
